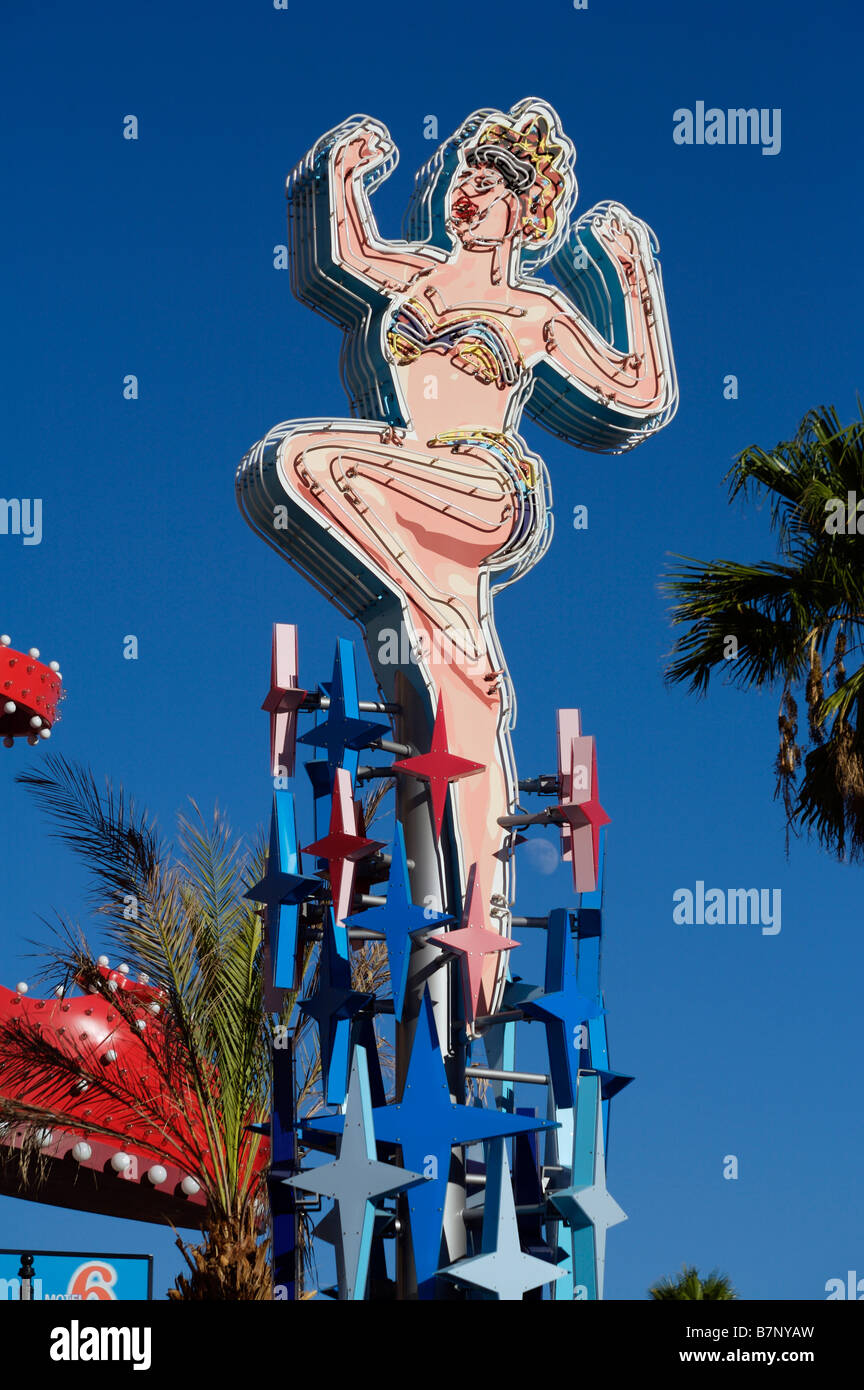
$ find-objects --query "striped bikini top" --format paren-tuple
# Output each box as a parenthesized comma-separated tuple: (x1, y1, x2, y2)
(386, 292, 526, 389)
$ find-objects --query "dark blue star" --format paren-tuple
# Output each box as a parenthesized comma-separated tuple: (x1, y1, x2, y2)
(298, 638, 389, 782)
(299, 908, 369, 1106)
(345, 823, 452, 1022)
(303, 989, 553, 1297)
(509, 908, 603, 1111)
(245, 792, 319, 990)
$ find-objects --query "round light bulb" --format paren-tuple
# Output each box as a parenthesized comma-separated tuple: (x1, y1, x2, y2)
(147, 1164, 168, 1186)
(0, 635, 10, 646)
(49, 661, 60, 672)
(118, 963, 129, 975)
(28, 648, 40, 659)
(110, 1151, 132, 1172)
(104, 1049, 117, 1063)
(4, 701, 16, 714)
(181, 1176, 200, 1196)
(39, 728, 51, 740)
(72, 1141, 92, 1163)
(16, 982, 28, 995)
(29, 715, 42, 729)
(97, 955, 109, 967)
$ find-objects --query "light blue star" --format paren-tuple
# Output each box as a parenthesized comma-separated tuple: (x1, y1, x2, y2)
(548, 1072, 626, 1299)
(439, 1139, 564, 1300)
(285, 1047, 426, 1299)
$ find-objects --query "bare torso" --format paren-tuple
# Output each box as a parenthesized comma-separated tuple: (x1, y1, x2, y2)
(384, 261, 553, 439)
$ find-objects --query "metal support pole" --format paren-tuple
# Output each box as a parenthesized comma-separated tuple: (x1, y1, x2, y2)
(465, 1065, 550, 1086)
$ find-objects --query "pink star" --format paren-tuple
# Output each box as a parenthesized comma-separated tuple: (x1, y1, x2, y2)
(391, 693, 484, 840)
(302, 768, 384, 925)
(564, 737, 610, 892)
(556, 709, 583, 866)
(427, 869, 519, 1022)
(262, 624, 307, 777)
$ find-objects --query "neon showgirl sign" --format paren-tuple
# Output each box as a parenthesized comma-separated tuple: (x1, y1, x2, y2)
(237, 98, 677, 1026)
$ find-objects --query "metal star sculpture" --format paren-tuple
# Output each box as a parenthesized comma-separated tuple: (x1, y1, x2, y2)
(513, 908, 604, 1110)
(303, 767, 384, 927)
(391, 692, 484, 840)
(548, 1072, 626, 1300)
(345, 822, 452, 1022)
(298, 638, 388, 783)
(427, 866, 519, 1023)
(298, 908, 369, 1106)
(245, 791, 319, 991)
(261, 622, 307, 777)
(303, 990, 552, 1295)
(285, 1047, 426, 1299)
(440, 1139, 564, 1300)
(566, 735, 610, 893)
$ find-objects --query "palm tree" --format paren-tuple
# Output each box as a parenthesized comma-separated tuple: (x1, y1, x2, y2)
(663, 404, 864, 860)
(0, 757, 274, 1298)
(0, 757, 395, 1298)
(649, 1265, 738, 1300)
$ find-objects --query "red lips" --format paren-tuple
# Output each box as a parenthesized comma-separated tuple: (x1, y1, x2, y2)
(452, 193, 479, 223)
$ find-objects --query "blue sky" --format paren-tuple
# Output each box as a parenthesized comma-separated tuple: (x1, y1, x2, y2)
(1, 0, 862, 1299)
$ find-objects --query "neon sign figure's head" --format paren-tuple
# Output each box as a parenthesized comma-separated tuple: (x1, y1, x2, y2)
(450, 105, 575, 252)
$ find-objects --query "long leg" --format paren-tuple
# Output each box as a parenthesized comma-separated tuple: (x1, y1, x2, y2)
(237, 419, 521, 1013)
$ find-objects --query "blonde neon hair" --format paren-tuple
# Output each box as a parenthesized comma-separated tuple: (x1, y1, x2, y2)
(466, 106, 573, 246)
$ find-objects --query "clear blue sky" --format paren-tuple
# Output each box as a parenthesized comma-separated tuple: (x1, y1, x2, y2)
(1, 0, 862, 1299)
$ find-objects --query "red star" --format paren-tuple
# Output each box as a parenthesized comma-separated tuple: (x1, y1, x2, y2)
(564, 739, 610, 891)
(427, 869, 519, 1022)
(302, 768, 384, 924)
(391, 693, 484, 840)
(261, 623, 307, 777)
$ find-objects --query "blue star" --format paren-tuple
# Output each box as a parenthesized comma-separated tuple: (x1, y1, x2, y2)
(303, 990, 554, 1296)
(439, 1140, 563, 1300)
(298, 908, 369, 1106)
(285, 1047, 426, 1299)
(547, 1072, 626, 1300)
(245, 792, 319, 991)
(505, 909, 603, 1110)
(298, 639, 389, 782)
(345, 823, 452, 1021)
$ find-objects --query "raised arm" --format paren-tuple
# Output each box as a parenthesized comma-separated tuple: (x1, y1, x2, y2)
(328, 121, 441, 293)
(528, 202, 678, 452)
(287, 115, 441, 321)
